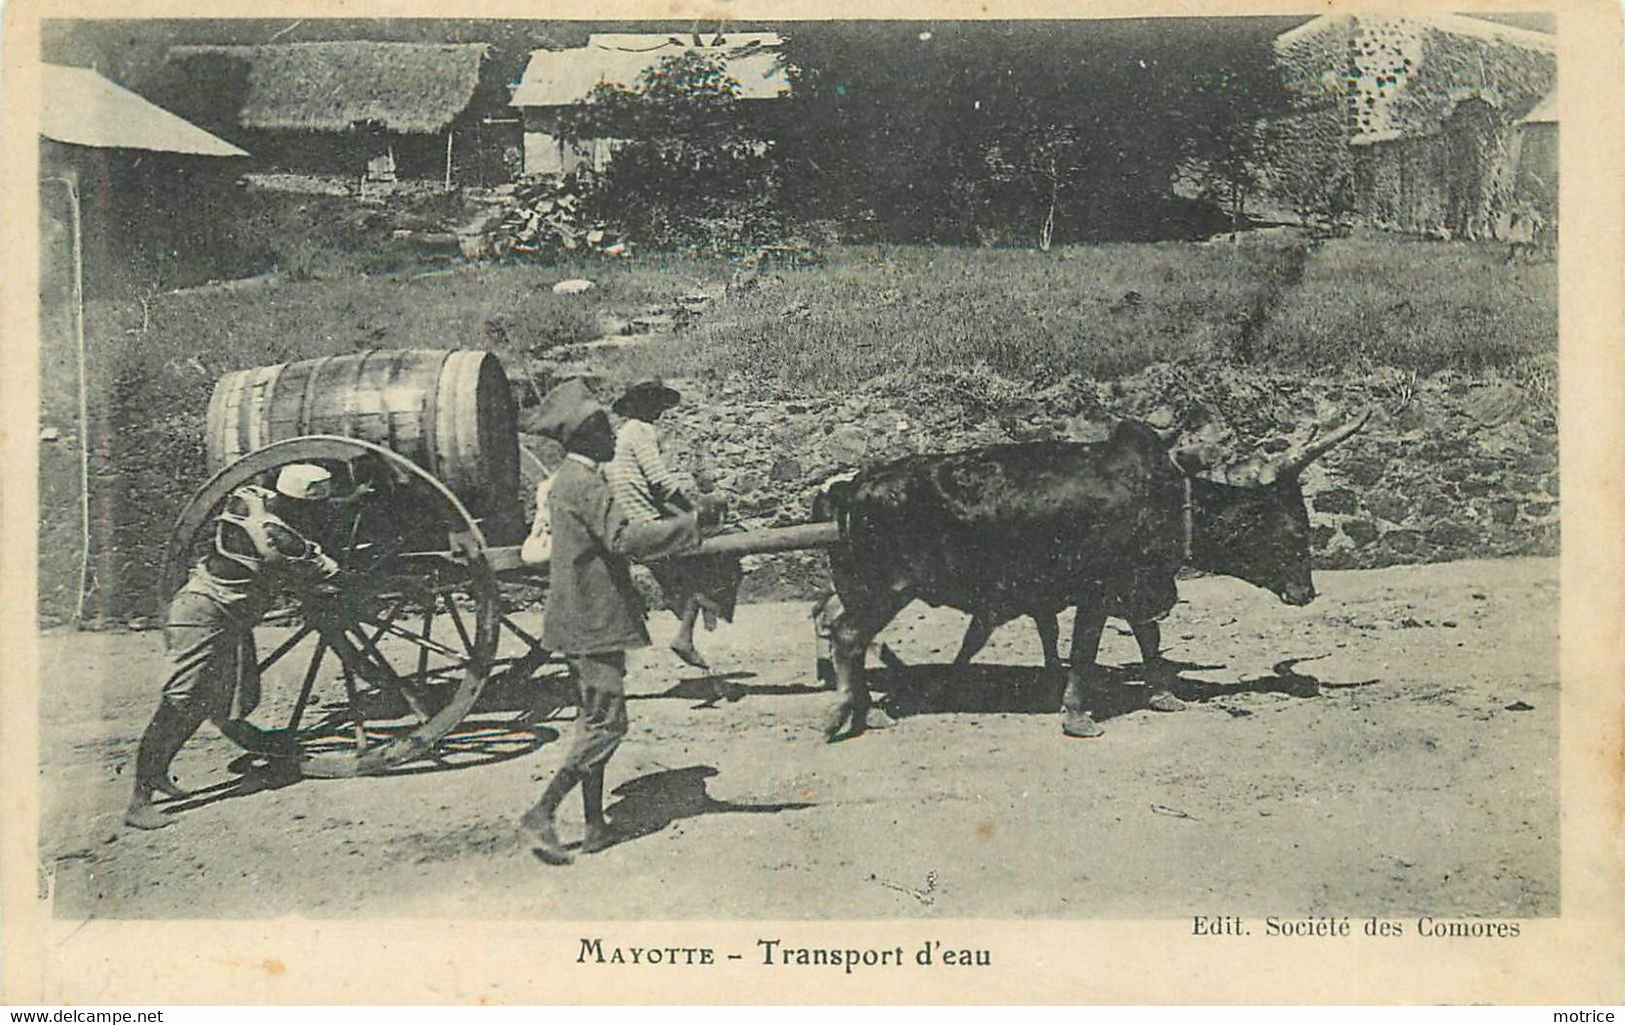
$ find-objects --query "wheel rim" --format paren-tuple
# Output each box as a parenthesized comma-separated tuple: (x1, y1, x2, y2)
(160, 436, 507, 778)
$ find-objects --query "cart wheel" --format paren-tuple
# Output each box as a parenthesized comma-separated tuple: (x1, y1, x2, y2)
(160, 436, 501, 778)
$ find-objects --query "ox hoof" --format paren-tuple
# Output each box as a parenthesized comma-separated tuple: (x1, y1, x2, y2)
(823, 700, 883, 742)
(822, 704, 860, 743)
(1060, 710, 1104, 738)
(1147, 691, 1186, 713)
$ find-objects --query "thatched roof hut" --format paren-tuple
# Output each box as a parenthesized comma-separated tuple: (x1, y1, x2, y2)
(169, 42, 489, 135)
(164, 41, 510, 185)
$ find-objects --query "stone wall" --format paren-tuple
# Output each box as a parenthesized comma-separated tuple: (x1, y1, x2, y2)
(527, 361, 1559, 604)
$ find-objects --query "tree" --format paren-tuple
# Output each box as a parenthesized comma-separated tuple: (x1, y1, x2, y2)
(775, 20, 1293, 247)
(557, 49, 782, 249)
(1168, 46, 1289, 237)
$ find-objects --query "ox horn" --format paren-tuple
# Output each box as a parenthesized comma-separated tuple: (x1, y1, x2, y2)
(1275, 409, 1374, 478)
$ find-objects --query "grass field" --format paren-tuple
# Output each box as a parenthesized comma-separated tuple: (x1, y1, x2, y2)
(1255, 236, 1558, 382)
(49, 234, 1555, 423)
(48, 255, 728, 427)
(595, 236, 1555, 394)
(38, 232, 1557, 624)
(595, 241, 1299, 389)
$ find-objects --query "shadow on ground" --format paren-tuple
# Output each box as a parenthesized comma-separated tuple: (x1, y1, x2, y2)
(151, 718, 560, 824)
(872, 655, 1377, 722)
(627, 672, 827, 708)
(592, 765, 815, 852)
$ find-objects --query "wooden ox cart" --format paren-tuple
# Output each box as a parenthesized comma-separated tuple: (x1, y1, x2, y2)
(161, 349, 838, 780)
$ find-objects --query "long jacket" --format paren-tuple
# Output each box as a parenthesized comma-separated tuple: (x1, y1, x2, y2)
(539, 456, 700, 655)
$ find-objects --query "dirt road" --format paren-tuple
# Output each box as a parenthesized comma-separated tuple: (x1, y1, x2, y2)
(39, 557, 1557, 920)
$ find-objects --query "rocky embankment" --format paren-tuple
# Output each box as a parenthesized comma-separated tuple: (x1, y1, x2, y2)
(522, 361, 1558, 603)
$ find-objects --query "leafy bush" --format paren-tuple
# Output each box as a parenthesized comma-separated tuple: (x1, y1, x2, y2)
(558, 51, 783, 252)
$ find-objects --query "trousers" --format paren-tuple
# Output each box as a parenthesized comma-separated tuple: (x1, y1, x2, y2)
(564, 651, 629, 773)
(161, 590, 260, 721)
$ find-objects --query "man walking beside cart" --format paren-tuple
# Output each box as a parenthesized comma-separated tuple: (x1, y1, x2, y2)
(521, 380, 711, 864)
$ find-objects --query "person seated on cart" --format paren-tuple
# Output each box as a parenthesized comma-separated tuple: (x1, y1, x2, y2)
(124, 464, 346, 830)
(605, 376, 741, 671)
(521, 379, 711, 864)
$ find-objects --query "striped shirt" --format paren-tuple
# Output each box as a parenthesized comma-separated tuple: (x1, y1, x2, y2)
(605, 417, 694, 523)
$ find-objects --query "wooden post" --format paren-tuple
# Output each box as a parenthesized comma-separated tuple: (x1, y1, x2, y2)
(444, 128, 454, 191)
(41, 172, 93, 623)
(355, 122, 366, 196)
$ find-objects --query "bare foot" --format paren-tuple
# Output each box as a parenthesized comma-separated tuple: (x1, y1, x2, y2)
(521, 811, 573, 865)
(670, 639, 710, 671)
(150, 776, 191, 800)
(582, 821, 618, 854)
(124, 803, 174, 830)
(1061, 709, 1104, 738)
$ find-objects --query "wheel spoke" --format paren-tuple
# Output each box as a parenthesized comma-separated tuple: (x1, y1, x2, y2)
(295, 707, 352, 740)
(353, 537, 414, 580)
(336, 505, 367, 570)
(444, 596, 475, 652)
(347, 627, 432, 723)
(337, 659, 368, 753)
(316, 626, 384, 752)
(358, 595, 411, 647)
(358, 614, 468, 662)
(256, 623, 315, 674)
(335, 628, 416, 701)
(499, 613, 541, 649)
(417, 601, 435, 691)
(285, 639, 328, 733)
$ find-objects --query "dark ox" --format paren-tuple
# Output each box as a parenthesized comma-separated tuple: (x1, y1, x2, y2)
(814, 414, 1368, 741)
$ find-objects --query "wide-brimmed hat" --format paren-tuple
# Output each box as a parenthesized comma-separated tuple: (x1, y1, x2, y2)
(536, 378, 607, 444)
(612, 376, 681, 413)
(275, 463, 333, 501)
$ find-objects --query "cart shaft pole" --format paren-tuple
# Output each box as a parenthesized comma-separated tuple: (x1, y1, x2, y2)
(487, 521, 843, 575)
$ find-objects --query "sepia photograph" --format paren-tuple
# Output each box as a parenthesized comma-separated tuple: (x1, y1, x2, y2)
(6, 1, 1620, 1005)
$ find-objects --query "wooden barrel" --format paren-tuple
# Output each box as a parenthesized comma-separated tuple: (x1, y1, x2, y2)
(205, 349, 523, 543)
